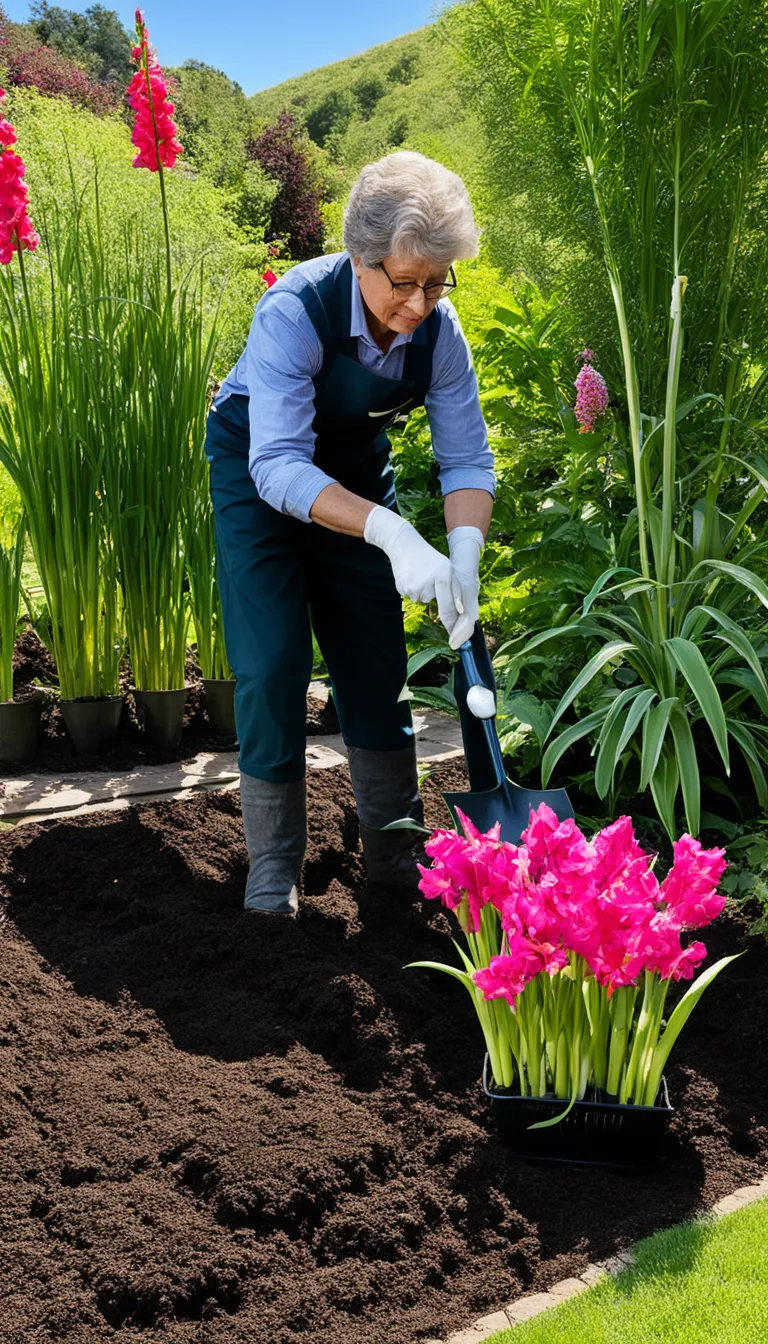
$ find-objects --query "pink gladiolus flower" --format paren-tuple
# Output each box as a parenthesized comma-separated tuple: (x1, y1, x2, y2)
(418, 808, 518, 932)
(574, 359, 609, 433)
(0, 89, 39, 266)
(418, 799, 728, 1001)
(127, 11, 183, 172)
(262, 269, 277, 288)
(580, 348, 596, 362)
(659, 834, 727, 928)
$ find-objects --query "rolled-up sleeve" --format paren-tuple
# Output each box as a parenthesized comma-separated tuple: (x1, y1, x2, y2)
(425, 301, 496, 497)
(244, 294, 337, 523)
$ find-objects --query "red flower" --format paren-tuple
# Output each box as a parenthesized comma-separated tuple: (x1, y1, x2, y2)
(127, 11, 183, 172)
(0, 89, 39, 266)
(262, 269, 277, 288)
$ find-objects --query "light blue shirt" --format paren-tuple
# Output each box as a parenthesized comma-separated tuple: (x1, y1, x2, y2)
(215, 251, 496, 524)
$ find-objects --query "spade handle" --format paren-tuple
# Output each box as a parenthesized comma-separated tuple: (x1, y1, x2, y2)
(458, 639, 507, 789)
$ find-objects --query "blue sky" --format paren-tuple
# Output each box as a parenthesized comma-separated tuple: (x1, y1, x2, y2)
(6, 1, 439, 96)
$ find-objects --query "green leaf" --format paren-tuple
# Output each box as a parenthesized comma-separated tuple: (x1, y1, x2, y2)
(549, 641, 637, 732)
(541, 710, 605, 786)
(644, 955, 742, 1105)
(715, 668, 768, 718)
(669, 705, 701, 836)
(694, 559, 768, 611)
(581, 566, 638, 617)
(406, 646, 445, 680)
(595, 685, 644, 749)
(595, 704, 630, 800)
(518, 618, 603, 659)
(501, 691, 553, 748)
(405, 960, 475, 992)
(640, 696, 678, 790)
(382, 818, 431, 834)
(725, 719, 768, 811)
(614, 687, 657, 763)
(650, 749, 680, 840)
(451, 940, 478, 975)
(682, 606, 768, 708)
(663, 637, 730, 772)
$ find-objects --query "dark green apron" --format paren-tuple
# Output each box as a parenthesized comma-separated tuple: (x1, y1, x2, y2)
(205, 255, 440, 782)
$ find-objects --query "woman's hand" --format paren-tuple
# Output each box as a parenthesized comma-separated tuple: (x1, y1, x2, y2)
(447, 525, 484, 649)
(364, 505, 461, 637)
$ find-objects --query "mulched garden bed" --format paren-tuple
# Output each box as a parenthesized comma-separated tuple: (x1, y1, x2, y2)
(0, 761, 765, 1343)
(1, 628, 339, 778)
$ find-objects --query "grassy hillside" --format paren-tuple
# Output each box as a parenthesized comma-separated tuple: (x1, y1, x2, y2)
(248, 26, 486, 212)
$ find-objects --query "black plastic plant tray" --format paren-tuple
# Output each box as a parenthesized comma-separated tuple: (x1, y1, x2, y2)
(483, 1055, 673, 1170)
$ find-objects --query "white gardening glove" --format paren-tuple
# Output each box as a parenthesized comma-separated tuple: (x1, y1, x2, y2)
(364, 505, 461, 639)
(447, 525, 484, 650)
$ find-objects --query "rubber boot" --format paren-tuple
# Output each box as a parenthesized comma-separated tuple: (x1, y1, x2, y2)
(239, 772, 306, 916)
(347, 744, 425, 896)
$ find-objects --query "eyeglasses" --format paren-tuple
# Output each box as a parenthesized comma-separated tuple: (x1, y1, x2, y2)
(377, 260, 457, 302)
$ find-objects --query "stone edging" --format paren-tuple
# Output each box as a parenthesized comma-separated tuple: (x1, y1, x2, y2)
(425, 1172, 768, 1344)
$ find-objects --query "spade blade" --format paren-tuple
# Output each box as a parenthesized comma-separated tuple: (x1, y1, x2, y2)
(443, 778, 574, 846)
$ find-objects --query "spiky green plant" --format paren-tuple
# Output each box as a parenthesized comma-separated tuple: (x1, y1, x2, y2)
(0, 509, 25, 702)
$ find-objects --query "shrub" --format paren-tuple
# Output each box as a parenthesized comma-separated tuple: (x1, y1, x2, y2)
(0, 11, 122, 114)
(248, 112, 324, 259)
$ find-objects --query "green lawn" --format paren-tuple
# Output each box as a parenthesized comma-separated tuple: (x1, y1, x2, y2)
(486, 1196, 768, 1344)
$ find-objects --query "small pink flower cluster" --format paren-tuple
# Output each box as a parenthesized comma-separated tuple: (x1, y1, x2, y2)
(419, 805, 727, 1006)
(127, 10, 183, 172)
(574, 352, 609, 433)
(0, 88, 39, 265)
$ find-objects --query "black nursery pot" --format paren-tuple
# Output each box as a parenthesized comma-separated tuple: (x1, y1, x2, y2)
(134, 687, 187, 751)
(483, 1056, 673, 1170)
(0, 692, 45, 763)
(202, 678, 236, 738)
(60, 694, 123, 754)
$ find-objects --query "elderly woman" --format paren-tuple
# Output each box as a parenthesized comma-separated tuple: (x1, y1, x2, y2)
(205, 151, 495, 915)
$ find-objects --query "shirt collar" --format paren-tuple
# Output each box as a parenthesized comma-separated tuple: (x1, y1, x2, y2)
(349, 262, 416, 352)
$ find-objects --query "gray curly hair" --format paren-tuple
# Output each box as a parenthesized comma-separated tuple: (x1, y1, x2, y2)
(342, 151, 481, 269)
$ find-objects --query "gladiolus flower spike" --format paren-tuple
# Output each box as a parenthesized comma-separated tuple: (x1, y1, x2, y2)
(127, 12, 183, 173)
(0, 88, 39, 266)
(413, 803, 737, 1109)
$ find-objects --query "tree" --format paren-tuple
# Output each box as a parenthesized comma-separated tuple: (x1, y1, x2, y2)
(387, 49, 420, 85)
(167, 60, 252, 189)
(352, 74, 385, 120)
(30, 2, 132, 84)
(305, 88, 356, 147)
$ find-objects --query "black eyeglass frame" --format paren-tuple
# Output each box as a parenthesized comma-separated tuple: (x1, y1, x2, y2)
(376, 260, 457, 302)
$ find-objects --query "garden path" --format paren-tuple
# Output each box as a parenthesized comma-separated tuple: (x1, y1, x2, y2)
(0, 704, 463, 824)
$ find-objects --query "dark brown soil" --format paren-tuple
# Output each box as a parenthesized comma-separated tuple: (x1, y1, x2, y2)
(3, 628, 340, 777)
(0, 761, 765, 1344)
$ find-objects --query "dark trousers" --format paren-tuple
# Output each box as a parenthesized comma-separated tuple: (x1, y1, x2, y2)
(204, 396, 414, 782)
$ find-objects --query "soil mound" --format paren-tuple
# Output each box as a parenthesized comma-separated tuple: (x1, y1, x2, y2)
(0, 763, 765, 1342)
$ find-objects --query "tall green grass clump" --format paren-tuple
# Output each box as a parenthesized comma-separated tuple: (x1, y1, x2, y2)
(0, 202, 123, 700)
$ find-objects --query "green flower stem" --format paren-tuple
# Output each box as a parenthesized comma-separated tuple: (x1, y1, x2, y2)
(635, 976, 669, 1105)
(620, 969, 654, 1103)
(607, 985, 636, 1097)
